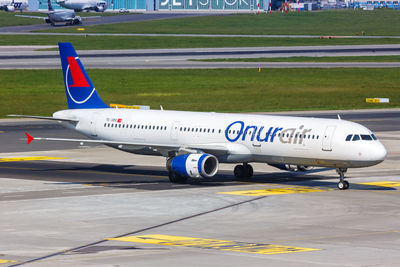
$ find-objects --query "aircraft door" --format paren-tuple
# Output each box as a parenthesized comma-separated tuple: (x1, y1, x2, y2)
(322, 125, 337, 151)
(170, 121, 180, 141)
(90, 114, 98, 137)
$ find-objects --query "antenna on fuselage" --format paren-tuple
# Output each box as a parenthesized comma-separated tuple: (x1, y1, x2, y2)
(337, 114, 341, 120)
(160, 105, 164, 111)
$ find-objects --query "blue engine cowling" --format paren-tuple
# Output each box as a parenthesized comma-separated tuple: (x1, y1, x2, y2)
(167, 153, 219, 178)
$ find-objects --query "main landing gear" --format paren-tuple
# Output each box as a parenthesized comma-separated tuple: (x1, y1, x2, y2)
(234, 163, 253, 179)
(336, 168, 349, 190)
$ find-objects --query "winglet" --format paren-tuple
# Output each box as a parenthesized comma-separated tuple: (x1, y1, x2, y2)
(25, 132, 34, 144)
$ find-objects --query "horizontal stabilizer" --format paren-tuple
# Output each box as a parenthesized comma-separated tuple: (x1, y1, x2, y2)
(25, 132, 34, 144)
(8, 114, 78, 122)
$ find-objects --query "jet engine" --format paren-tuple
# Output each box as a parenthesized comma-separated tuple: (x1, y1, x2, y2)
(6, 5, 15, 11)
(167, 153, 219, 178)
(95, 6, 104, 12)
(269, 164, 313, 172)
(73, 17, 82, 25)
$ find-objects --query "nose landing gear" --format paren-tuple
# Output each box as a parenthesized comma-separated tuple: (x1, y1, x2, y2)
(234, 163, 253, 179)
(336, 168, 349, 190)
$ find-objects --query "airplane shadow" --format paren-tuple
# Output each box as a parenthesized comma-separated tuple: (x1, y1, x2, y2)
(36, 162, 398, 192)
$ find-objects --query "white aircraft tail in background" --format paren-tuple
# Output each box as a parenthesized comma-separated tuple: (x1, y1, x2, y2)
(0, 0, 28, 11)
(9, 43, 387, 190)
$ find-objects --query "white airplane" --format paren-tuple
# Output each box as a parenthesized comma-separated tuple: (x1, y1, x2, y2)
(16, 0, 99, 26)
(10, 43, 387, 190)
(0, 0, 28, 11)
(56, 0, 108, 12)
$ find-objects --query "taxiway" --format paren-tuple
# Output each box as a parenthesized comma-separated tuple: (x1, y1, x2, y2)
(0, 109, 399, 266)
(2, 45, 400, 69)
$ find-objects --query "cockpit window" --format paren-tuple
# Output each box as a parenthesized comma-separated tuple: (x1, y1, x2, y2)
(345, 134, 352, 141)
(361, 134, 373, 141)
(352, 134, 360, 141)
(371, 134, 377, 140)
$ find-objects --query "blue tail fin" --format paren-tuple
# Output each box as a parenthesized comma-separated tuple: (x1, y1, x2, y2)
(58, 42, 109, 109)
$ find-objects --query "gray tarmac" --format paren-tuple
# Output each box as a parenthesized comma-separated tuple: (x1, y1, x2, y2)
(0, 13, 211, 33)
(2, 45, 400, 69)
(0, 109, 399, 266)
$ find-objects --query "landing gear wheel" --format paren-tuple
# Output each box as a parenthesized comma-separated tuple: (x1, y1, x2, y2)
(234, 165, 245, 179)
(336, 168, 349, 190)
(234, 164, 253, 179)
(168, 171, 187, 184)
(244, 164, 253, 178)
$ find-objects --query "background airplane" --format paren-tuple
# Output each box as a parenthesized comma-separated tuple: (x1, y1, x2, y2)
(56, 0, 108, 12)
(0, 0, 28, 11)
(15, 0, 99, 26)
(10, 43, 387, 190)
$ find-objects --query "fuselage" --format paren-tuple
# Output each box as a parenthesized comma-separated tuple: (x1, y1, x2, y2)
(56, 0, 107, 11)
(54, 108, 387, 169)
(48, 9, 76, 22)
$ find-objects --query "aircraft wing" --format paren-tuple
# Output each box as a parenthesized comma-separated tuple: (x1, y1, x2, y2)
(15, 14, 47, 20)
(81, 16, 101, 20)
(24, 133, 229, 155)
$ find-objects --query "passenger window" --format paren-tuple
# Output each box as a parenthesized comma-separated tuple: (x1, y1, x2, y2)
(352, 135, 360, 141)
(361, 134, 373, 141)
(345, 134, 352, 141)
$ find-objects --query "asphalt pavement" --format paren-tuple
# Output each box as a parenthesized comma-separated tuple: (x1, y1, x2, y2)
(2, 45, 400, 69)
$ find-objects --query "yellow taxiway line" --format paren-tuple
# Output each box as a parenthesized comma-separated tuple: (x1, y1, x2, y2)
(108, 234, 320, 255)
(0, 156, 65, 162)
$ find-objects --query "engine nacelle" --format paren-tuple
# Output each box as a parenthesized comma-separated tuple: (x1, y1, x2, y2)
(167, 153, 218, 178)
(296, 165, 313, 172)
(269, 164, 313, 172)
(6, 5, 15, 11)
(73, 17, 82, 25)
(95, 6, 104, 12)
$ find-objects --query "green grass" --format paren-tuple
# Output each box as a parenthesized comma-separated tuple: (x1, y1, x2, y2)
(2, 35, 400, 50)
(195, 56, 400, 63)
(1, 68, 398, 117)
(41, 9, 400, 36)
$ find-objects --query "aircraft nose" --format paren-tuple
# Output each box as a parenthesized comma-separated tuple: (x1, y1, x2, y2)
(373, 142, 387, 162)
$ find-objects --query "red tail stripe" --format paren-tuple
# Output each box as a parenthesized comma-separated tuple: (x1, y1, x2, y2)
(67, 57, 89, 88)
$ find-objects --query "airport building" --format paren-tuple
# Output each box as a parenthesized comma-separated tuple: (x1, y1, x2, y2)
(37, 0, 270, 11)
